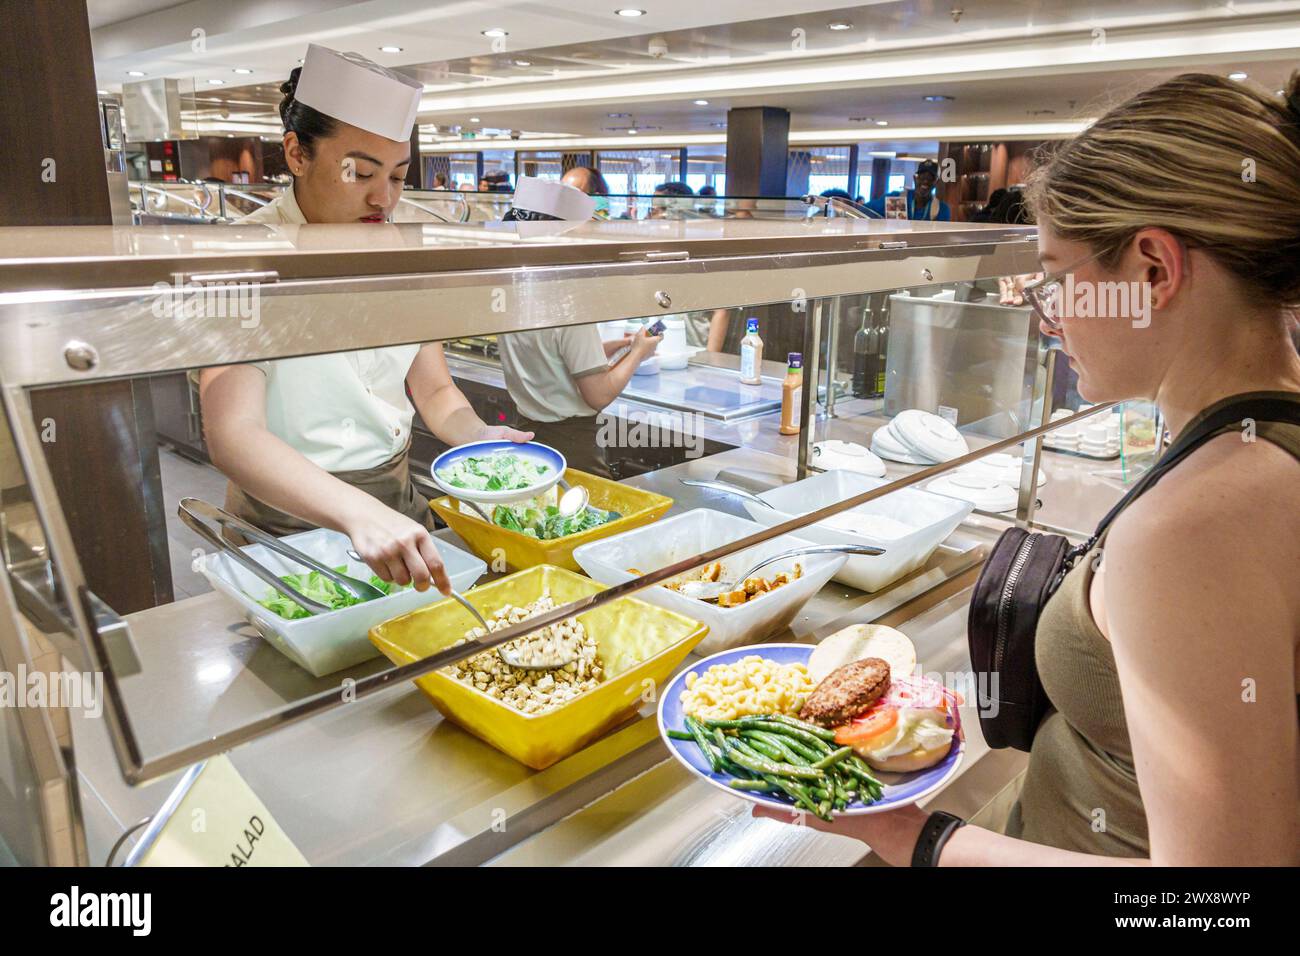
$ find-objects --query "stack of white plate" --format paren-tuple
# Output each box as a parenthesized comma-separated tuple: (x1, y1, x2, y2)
(870, 409, 970, 465)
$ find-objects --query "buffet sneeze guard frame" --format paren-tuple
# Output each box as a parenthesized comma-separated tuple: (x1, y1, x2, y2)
(0, 218, 1071, 862)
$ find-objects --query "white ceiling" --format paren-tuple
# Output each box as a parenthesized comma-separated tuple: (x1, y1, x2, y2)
(88, 0, 1300, 145)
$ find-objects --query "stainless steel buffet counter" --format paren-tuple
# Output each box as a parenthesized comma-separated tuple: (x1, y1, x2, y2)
(68, 442, 1124, 866)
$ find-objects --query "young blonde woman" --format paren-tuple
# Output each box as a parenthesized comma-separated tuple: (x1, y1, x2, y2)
(762, 72, 1300, 865)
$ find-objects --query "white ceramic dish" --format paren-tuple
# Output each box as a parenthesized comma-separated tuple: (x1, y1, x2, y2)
(811, 439, 887, 477)
(572, 509, 846, 654)
(890, 409, 970, 463)
(927, 473, 1019, 513)
(870, 424, 932, 464)
(431, 440, 566, 506)
(960, 453, 1046, 488)
(201, 527, 487, 677)
(740, 470, 974, 593)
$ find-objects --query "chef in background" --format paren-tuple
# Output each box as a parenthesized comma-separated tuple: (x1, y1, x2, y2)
(200, 44, 530, 594)
(496, 177, 663, 477)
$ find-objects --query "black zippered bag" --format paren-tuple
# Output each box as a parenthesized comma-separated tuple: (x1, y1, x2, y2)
(968, 397, 1300, 752)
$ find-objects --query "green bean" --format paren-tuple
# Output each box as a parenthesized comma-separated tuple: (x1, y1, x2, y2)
(760, 713, 838, 740)
(742, 730, 809, 765)
(740, 718, 835, 754)
(770, 734, 823, 763)
(764, 776, 820, 815)
(720, 737, 825, 781)
(728, 779, 778, 792)
(684, 717, 723, 774)
(812, 746, 855, 771)
(743, 736, 790, 763)
(666, 729, 694, 741)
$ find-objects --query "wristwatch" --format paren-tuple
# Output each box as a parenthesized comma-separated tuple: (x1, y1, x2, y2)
(911, 810, 966, 867)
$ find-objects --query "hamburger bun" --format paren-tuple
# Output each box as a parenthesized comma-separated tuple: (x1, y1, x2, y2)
(808, 624, 916, 685)
(862, 739, 954, 773)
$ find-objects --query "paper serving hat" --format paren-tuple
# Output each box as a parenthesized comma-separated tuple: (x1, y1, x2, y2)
(511, 177, 598, 221)
(293, 44, 423, 143)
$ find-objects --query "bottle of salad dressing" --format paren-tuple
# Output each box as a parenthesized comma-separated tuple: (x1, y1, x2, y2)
(779, 352, 803, 435)
(739, 317, 764, 385)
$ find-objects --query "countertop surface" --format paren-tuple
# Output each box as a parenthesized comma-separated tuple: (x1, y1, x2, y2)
(70, 433, 1128, 866)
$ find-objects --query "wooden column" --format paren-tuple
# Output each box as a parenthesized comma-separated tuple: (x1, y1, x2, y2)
(0, 0, 173, 612)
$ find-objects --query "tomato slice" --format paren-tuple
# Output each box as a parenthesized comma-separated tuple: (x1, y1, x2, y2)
(834, 705, 899, 747)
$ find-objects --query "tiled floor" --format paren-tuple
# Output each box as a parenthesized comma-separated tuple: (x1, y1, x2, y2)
(157, 447, 228, 599)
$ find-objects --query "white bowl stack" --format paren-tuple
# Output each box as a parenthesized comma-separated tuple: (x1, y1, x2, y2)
(1044, 406, 1122, 458)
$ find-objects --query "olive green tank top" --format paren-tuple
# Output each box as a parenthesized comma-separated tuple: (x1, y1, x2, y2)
(1005, 391, 1300, 857)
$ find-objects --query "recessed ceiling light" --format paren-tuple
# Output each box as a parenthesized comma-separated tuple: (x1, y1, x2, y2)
(1229, 71, 1248, 81)
(379, 46, 403, 53)
(127, 70, 146, 77)
(627, 128, 638, 134)
(97, 89, 108, 95)
(616, 8, 646, 16)
(514, 59, 532, 66)
(828, 21, 853, 31)
(875, 120, 889, 126)
(208, 78, 225, 85)
(481, 28, 508, 37)
(693, 99, 709, 106)
(923, 94, 954, 102)
(470, 116, 480, 122)
(233, 68, 253, 75)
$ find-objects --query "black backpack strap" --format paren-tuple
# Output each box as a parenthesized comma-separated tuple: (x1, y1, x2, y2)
(1081, 397, 1300, 552)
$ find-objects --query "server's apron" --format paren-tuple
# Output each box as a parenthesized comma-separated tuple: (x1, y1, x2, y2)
(220, 443, 434, 546)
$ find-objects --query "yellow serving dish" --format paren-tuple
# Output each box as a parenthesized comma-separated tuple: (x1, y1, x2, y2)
(428, 467, 672, 572)
(368, 564, 708, 769)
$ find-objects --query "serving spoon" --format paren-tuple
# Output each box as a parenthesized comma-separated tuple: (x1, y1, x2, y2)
(673, 543, 887, 604)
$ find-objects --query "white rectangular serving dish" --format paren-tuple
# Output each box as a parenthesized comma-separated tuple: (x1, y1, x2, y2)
(201, 527, 487, 677)
(742, 470, 973, 592)
(573, 508, 845, 654)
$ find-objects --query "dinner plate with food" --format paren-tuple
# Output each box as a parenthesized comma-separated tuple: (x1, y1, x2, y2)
(657, 625, 964, 820)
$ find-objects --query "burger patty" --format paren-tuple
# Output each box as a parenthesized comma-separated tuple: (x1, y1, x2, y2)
(799, 657, 891, 728)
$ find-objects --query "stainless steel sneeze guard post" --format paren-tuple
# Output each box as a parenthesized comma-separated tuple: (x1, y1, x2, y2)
(0, 218, 1058, 792)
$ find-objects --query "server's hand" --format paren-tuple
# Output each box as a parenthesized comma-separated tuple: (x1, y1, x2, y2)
(344, 501, 451, 595)
(478, 423, 535, 443)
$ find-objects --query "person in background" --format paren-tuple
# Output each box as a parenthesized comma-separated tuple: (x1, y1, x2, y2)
(200, 45, 531, 594)
(698, 184, 717, 197)
(561, 165, 611, 217)
(478, 170, 510, 192)
(971, 187, 1008, 222)
(866, 159, 951, 220)
(495, 178, 663, 477)
(763, 71, 1300, 866)
(649, 180, 694, 218)
(432, 171, 449, 189)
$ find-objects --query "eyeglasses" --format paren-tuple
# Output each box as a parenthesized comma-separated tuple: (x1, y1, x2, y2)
(1022, 247, 1108, 329)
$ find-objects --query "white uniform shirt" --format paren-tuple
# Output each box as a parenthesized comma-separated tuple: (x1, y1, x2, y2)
(239, 186, 420, 472)
(497, 326, 608, 422)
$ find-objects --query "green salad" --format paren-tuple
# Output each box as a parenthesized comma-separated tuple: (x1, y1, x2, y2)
(257, 566, 407, 621)
(491, 499, 620, 540)
(437, 451, 551, 492)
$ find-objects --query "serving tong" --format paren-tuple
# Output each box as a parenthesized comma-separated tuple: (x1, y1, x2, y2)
(180, 497, 573, 671)
(178, 497, 385, 615)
